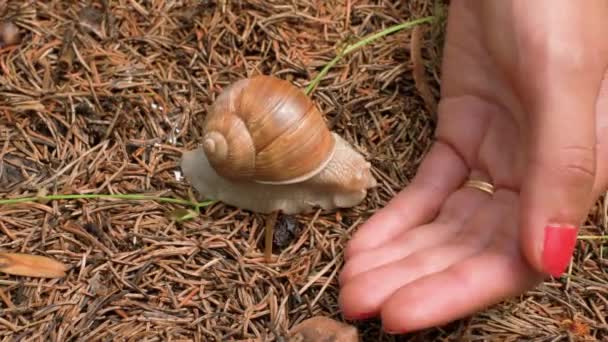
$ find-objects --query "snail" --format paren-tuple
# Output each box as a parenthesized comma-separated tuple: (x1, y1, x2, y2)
(180, 75, 377, 214)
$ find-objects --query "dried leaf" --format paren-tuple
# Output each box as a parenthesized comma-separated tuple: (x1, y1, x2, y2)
(0, 252, 68, 278)
(289, 316, 358, 342)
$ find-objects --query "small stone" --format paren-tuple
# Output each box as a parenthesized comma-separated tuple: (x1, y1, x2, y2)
(289, 316, 359, 342)
(273, 213, 300, 248)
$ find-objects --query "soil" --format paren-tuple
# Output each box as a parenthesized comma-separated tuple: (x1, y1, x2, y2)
(0, 1, 606, 341)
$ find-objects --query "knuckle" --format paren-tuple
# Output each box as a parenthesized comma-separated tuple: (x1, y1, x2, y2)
(555, 145, 596, 182)
(598, 128, 608, 190)
(519, 37, 605, 80)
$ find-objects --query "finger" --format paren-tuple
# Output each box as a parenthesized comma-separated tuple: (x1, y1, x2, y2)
(339, 190, 508, 320)
(593, 68, 608, 197)
(379, 248, 542, 334)
(344, 141, 468, 260)
(340, 181, 491, 284)
(339, 242, 479, 321)
(519, 63, 607, 278)
(379, 193, 542, 333)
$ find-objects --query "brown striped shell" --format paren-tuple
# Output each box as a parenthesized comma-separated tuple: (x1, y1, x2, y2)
(201, 75, 336, 184)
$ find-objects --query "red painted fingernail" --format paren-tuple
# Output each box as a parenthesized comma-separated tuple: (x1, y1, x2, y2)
(542, 224, 578, 277)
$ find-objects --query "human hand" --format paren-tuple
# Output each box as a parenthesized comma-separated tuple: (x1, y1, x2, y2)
(338, 0, 608, 333)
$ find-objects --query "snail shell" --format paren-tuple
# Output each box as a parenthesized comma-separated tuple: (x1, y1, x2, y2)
(202, 76, 335, 184)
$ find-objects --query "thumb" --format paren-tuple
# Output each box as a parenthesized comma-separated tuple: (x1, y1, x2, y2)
(519, 62, 605, 278)
(515, 1, 608, 277)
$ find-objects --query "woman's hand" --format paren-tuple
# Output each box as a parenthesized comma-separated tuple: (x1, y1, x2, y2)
(338, 0, 608, 333)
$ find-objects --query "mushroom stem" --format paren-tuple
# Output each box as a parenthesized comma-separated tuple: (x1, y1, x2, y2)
(265, 210, 279, 262)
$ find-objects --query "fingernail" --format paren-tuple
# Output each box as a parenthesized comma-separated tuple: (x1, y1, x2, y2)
(542, 224, 578, 277)
(344, 312, 375, 321)
(383, 326, 404, 335)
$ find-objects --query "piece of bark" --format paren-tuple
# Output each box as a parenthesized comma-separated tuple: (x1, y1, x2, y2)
(289, 316, 358, 342)
(0, 252, 68, 278)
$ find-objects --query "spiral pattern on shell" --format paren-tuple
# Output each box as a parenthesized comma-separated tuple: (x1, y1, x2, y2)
(201, 76, 336, 184)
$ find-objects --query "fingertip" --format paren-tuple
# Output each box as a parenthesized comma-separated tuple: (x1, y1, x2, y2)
(343, 241, 358, 261)
(522, 221, 579, 277)
(338, 281, 380, 321)
(340, 246, 392, 285)
(541, 223, 578, 277)
(378, 286, 419, 334)
(519, 185, 585, 277)
(338, 261, 354, 285)
(342, 199, 407, 260)
(343, 222, 375, 260)
(343, 184, 437, 258)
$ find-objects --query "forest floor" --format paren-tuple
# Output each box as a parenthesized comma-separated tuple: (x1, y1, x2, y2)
(0, 1, 606, 341)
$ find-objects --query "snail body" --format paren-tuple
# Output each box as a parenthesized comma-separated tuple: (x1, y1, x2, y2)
(180, 75, 376, 214)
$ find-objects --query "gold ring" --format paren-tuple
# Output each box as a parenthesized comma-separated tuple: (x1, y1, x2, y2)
(463, 179, 494, 195)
